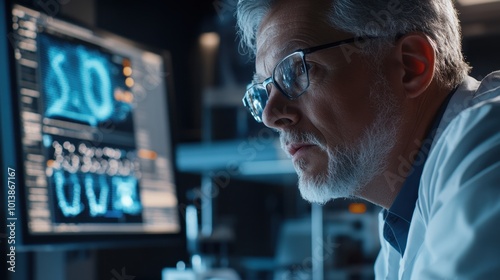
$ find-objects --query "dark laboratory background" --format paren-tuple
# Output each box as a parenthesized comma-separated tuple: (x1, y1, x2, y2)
(1, 0, 500, 280)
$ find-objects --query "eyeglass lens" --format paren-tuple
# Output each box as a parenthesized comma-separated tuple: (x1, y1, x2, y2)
(244, 52, 309, 122)
(275, 52, 309, 97)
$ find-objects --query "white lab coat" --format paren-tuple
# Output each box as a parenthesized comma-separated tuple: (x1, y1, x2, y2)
(374, 71, 500, 279)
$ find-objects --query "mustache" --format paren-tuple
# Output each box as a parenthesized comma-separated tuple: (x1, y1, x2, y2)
(279, 130, 327, 155)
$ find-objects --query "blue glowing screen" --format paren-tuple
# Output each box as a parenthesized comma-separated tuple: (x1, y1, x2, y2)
(37, 34, 144, 224)
(38, 34, 133, 127)
(46, 135, 143, 224)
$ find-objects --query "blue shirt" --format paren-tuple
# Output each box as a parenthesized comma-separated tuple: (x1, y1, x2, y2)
(382, 89, 456, 256)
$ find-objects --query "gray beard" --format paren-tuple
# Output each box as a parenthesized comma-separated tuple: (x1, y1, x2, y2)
(280, 78, 401, 205)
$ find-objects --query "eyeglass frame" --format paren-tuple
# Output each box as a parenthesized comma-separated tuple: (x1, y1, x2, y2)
(242, 36, 377, 123)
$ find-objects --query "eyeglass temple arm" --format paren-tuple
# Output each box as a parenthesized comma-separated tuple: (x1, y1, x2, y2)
(301, 36, 376, 54)
(300, 34, 405, 55)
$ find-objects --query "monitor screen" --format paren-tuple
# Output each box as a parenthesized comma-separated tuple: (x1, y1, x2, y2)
(3, 4, 181, 249)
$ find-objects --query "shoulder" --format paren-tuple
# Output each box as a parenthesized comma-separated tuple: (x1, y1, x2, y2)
(472, 70, 500, 105)
(419, 75, 500, 218)
(411, 75, 500, 278)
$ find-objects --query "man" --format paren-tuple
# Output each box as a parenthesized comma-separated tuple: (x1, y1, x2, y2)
(237, 0, 500, 278)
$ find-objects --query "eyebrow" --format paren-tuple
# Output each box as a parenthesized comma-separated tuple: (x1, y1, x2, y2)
(253, 42, 304, 84)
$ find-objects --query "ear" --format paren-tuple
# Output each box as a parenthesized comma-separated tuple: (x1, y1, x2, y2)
(396, 33, 435, 98)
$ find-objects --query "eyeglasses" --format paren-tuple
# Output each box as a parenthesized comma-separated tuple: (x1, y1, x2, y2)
(242, 36, 373, 123)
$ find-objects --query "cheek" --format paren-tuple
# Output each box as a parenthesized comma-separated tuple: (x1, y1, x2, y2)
(305, 69, 378, 145)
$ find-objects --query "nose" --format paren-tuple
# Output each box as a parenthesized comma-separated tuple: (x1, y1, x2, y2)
(262, 86, 299, 129)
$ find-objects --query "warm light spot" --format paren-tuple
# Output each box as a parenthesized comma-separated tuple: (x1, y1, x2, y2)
(114, 89, 122, 100)
(123, 91, 134, 103)
(199, 32, 220, 49)
(114, 89, 134, 103)
(458, 0, 500, 6)
(138, 149, 157, 160)
(125, 77, 134, 87)
(123, 66, 132, 76)
(122, 59, 131, 67)
(47, 159, 55, 167)
(348, 203, 367, 214)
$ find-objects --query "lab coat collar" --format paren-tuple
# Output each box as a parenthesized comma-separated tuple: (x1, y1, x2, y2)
(382, 84, 459, 256)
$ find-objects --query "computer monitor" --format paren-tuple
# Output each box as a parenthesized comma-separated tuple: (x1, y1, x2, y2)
(0, 3, 182, 250)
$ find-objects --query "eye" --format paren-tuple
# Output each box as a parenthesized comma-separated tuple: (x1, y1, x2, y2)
(305, 61, 328, 84)
(279, 61, 306, 89)
(305, 63, 312, 72)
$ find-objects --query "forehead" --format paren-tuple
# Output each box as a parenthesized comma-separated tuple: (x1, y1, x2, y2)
(255, 0, 348, 77)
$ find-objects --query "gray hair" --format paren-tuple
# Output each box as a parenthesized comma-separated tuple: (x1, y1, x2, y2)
(236, 0, 471, 89)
